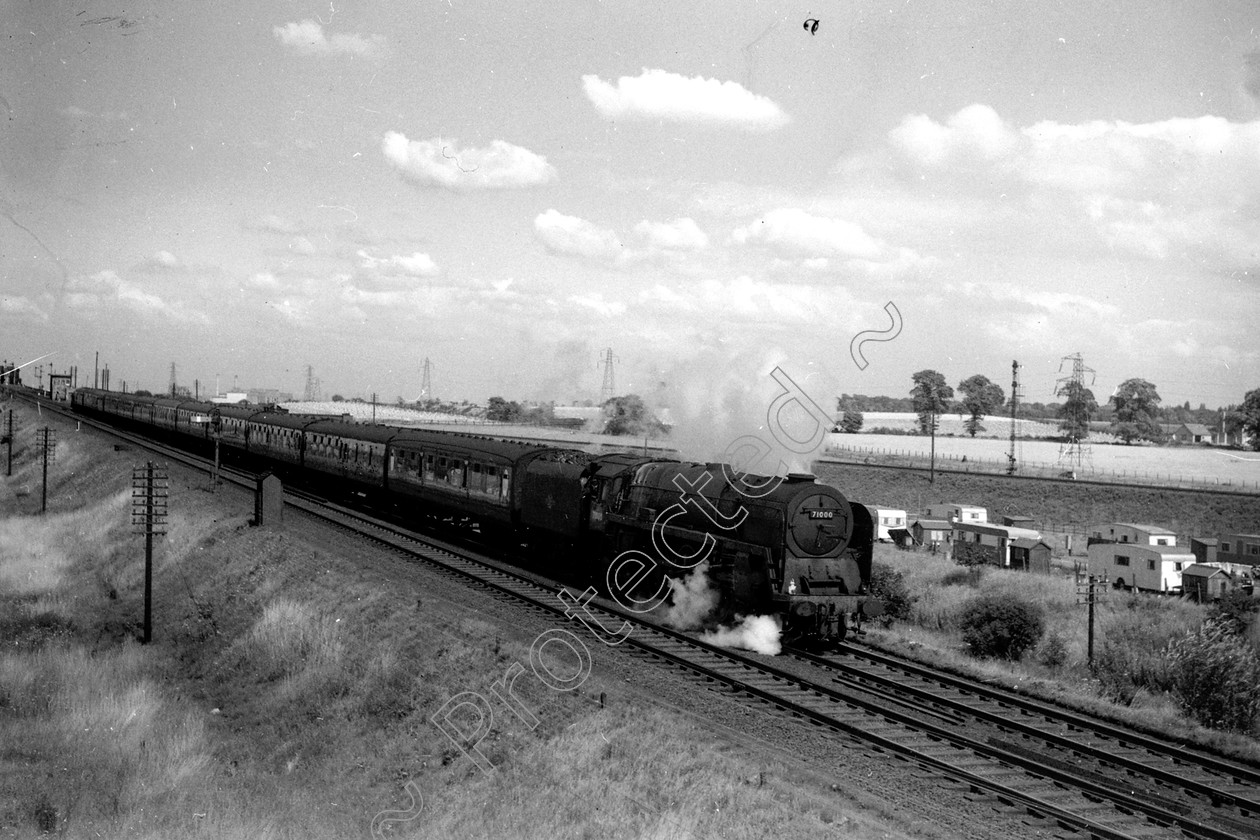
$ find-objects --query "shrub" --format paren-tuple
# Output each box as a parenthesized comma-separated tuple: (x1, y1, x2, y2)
(1036, 632, 1068, 670)
(1165, 618, 1260, 733)
(958, 593, 1044, 660)
(1092, 593, 1197, 704)
(1208, 590, 1258, 637)
(869, 564, 915, 626)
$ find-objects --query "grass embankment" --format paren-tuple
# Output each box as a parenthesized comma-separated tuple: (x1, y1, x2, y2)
(815, 460, 1260, 541)
(0, 401, 911, 840)
(867, 544, 1260, 761)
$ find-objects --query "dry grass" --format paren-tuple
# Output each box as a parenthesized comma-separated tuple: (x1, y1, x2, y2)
(0, 643, 211, 836)
(412, 705, 883, 840)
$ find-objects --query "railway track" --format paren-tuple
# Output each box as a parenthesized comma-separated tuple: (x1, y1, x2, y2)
(14, 389, 1260, 840)
(792, 644, 1260, 839)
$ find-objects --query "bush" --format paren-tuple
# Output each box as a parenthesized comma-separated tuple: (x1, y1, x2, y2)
(1208, 590, 1259, 637)
(869, 564, 915, 626)
(1165, 618, 1260, 733)
(958, 593, 1044, 660)
(1036, 632, 1068, 670)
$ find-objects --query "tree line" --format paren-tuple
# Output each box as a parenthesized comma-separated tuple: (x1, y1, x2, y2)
(837, 373, 1260, 450)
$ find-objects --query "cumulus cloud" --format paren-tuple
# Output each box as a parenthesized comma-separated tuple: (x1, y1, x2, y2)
(633, 217, 708, 251)
(534, 209, 623, 260)
(731, 208, 884, 259)
(582, 68, 789, 131)
(877, 104, 1260, 269)
(382, 133, 556, 191)
(66, 269, 208, 324)
(135, 250, 183, 273)
(357, 249, 439, 277)
(273, 20, 387, 59)
(0, 296, 49, 322)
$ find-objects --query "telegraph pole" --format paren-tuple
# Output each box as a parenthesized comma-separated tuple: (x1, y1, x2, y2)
(1076, 565, 1106, 669)
(1006, 360, 1020, 475)
(4, 409, 13, 476)
(37, 427, 56, 514)
(132, 462, 169, 644)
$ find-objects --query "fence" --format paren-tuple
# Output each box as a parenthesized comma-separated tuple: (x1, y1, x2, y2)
(822, 443, 1260, 495)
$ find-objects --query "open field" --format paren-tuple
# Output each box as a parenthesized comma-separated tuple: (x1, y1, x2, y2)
(825, 429, 1260, 492)
(814, 461, 1260, 544)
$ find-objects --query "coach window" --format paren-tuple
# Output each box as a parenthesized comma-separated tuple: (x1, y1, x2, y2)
(1221, 542, 1231, 553)
(1115, 556, 1130, 567)
(501, 466, 511, 497)
(435, 457, 447, 481)
(1147, 559, 1156, 571)
(449, 459, 464, 488)
(485, 465, 498, 497)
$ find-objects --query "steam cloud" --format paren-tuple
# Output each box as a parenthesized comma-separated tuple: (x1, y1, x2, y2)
(660, 563, 718, 629)
(702, 615, 782, 656)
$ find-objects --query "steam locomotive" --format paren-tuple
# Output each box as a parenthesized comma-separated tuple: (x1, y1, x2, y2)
(70, 388, 880, 644)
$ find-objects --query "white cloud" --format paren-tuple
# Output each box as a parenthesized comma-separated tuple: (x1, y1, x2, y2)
(289, 237, 315, 255)
(248, 272, 283, 290)
(568, 293, 627, 318)
(382, 133, 556, 191)
(0, 296, 49, 321)
(731, 208, 884, 260)
(357, 250, 439, 277)
(582, 68, 789, 131)
(66, 269, 208, 324)
(273, 20, 387, 59)
(882, 104, 1260, 268)
(633, 217, 708, 251)
(534, 210, 623, 260)
(136, 250, 183, 273)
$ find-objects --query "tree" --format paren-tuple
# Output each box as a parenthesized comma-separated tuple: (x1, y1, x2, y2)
(839, 409, 864, 434)
(1241, 388, 1260, 451)
(910, 370, 953, 435)
(957, 374, 1005, 437)
(486, 396, 523, 422)
(331, 394, 345, 402)
(1108, 378, 1163, 444)
(1056, 380, 1097, 441)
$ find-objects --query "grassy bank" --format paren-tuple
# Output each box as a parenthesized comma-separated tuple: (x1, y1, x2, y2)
(1, 402, 916, 839)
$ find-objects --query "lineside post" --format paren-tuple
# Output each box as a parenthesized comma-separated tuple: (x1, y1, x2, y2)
(132, 462, 169, 644)
(4, 409, 12, 477)
(1075, 564, 1106, 669)
(37, 426, 56, 514)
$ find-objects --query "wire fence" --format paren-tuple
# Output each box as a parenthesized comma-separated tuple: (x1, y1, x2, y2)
(823, 443, 1260, 495)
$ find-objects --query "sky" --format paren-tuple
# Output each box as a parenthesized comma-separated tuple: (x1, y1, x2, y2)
(3, 0, 1259, 435)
